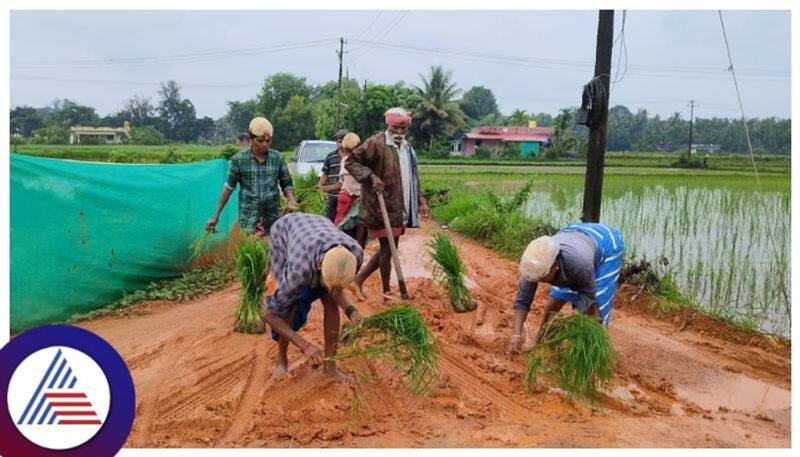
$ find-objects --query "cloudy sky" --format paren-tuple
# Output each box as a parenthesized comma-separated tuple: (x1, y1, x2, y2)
(10, 10, 791, 121)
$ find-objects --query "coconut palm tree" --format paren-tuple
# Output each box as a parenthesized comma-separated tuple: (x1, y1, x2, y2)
(409, 66, 466, 149)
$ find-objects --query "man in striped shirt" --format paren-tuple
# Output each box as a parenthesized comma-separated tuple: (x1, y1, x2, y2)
(508, 222, 625, 353)
(263, 213, 365, 382)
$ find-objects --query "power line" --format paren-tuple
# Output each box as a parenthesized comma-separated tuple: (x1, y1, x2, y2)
(354, 11, 384, 40)
(347, 38, 788, 82)
(350, 11, 409, 62)
(12, 39, 336, 69)
(11, 74, 259, 89)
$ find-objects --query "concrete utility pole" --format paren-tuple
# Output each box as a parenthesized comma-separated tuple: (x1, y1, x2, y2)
(688, 99, 695, 157)
(335, 38, 346, 130)
(581, 10, 614, 223)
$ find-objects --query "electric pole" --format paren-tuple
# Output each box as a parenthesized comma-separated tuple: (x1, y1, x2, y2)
(581, 10, 614, 223)
(335, 37, 346, 131)
(688, 99, 695, 157)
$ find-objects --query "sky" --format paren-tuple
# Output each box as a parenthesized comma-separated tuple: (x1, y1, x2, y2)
(10, 10, 791, 121)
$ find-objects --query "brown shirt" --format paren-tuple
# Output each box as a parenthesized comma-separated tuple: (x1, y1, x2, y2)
(344, 131, 424, 230)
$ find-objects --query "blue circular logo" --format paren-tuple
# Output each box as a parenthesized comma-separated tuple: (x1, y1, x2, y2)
(0, 325, 135, 456)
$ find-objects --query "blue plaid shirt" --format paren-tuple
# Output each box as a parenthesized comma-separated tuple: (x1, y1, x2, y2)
(265, 213, 364, 317)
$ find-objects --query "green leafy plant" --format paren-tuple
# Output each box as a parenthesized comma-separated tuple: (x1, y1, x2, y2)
(290, 169, 326, 215)
(428, 233, 474, 312)
(523, 313, 616, 401)
(188, 230, 218, 262)
(333, 306, 439, 394)
(234, 236, 269, 334)
(220, 144, 239, 160)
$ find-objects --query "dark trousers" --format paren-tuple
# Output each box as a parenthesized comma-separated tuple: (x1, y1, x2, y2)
(325, 194, 338, 222)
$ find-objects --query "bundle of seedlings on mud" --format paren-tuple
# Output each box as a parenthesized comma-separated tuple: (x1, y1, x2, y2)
(427, 232, 475, 312)
(333, 305, 439, 394)
(523, 313, 616, 401)
(234, 236, 269, 334)
(288, 169, 326, 215)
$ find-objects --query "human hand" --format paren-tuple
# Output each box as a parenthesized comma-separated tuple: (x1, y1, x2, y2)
(301, 343, 324, 367)
(205, 216, 219, 233)
(285, 199, 299, 213)
(370, 174, 384, 192)
(507, 334, 524, 355)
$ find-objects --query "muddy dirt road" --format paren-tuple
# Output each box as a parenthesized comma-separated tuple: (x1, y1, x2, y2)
(80, 221, 791, 448)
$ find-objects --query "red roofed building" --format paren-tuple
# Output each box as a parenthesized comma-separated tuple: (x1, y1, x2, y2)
(456, 125, 555, 157)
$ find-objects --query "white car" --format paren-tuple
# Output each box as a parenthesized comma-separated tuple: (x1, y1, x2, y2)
(291, 140, 337, 177)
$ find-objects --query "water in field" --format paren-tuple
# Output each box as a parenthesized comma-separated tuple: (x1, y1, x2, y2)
(523, 175, 791, 336)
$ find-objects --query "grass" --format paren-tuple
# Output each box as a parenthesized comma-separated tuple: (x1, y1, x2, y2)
(188, 230, 220, 262)
(523, 313, 616, 401)
(289, 169, 326, 215)
(66, 258, 235, 323)
(427, 232, 474, 312)
(433, 181, 556, 260)
(12, 144, 296, 164)
(333, 305, 439, 394)
(234, 236, 269, 334)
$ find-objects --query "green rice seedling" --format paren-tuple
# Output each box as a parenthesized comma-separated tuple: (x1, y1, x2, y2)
(523, 313, 616, 401)
(188, 230, 217, 262)
(428, 232, 474, 312)
(234, 236, 269, 334)
(333, 305, 439, 394)
(290, 169, 326, 215)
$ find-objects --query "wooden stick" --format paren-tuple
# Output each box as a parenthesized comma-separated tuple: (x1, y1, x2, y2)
(376, 192, 409, 300)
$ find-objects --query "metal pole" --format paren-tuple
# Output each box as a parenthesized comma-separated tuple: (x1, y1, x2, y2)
(335, 38, 345, 130)
(688, 99, 695, 157)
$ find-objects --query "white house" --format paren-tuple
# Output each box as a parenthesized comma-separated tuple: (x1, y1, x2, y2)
(70, 121, 131, 144)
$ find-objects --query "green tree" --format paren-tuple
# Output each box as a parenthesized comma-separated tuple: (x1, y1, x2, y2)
(32, 124, 69, 144)
(409, 65, 466, 148)
(49, 99, 100, 127)
(132, 125, 165, 145)
(256, 73, 311, 120)
(271, 95, 315, 151)
(550, 108, 579, 156)
(503, 109, 530, 126)
(157, 80, 198, 142)
(225, 100, 259, 134)
(10, 106, 44, 136)
(459, 86, 499, 120)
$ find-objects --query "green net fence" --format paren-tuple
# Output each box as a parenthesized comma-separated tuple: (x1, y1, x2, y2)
(10, 153, 238, 333)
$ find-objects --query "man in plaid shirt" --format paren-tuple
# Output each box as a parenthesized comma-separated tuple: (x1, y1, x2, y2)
(206, 117, 298, 236)
(264, 212, 365, 382)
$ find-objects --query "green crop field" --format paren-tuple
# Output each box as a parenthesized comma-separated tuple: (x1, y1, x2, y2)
(422, 170, 791, 336)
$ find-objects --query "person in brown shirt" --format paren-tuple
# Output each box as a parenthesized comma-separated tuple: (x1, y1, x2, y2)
(344, 108, 429, 301)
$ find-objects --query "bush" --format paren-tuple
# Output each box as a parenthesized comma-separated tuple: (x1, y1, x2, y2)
(671, 151, 704, 169)
(108, 151, 134, 163)
(220, 144, 239, 160)
(132, 125, 166, 145)
(419, 145, 451, 159)
(473, 146, 492, 160)
(159, 144, 179, 164)
(78, 135, 102, 145)
(32, 125, 69, 144)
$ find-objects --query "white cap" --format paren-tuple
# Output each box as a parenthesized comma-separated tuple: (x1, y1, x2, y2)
(519, 236, 560, 282)
(249, 117, 273, 137)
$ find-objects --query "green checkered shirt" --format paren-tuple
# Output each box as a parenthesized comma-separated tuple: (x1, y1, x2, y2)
(225, 148, 293, 233)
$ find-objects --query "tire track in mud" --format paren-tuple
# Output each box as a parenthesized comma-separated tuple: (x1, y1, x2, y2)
(129, 335, 187, 446)
(156, 353, 253, 424)
(217, 338, 271, 445)
(127, 345, 165, 370)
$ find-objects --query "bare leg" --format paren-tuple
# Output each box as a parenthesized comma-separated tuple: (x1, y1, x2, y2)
(271, 306, 298, 378)
(354, 247, 381, 297)
(321, 295, 352, 382)
(378, 236, 401, 301)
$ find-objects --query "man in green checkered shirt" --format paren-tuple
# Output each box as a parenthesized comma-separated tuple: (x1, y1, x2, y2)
(206, 117, 298, 236)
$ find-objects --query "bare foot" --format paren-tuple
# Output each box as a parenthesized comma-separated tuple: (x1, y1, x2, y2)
(270, 361, 289, 379)
(382, 292, 402, 303)
(323, 363, 353, 383)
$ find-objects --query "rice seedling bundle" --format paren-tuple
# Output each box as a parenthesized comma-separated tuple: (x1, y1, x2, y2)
(428, 232, 475, 312)
(234, 236, 269, 334)
(524, 313, 615, 401)
(290, 169, 326, 215)
(188, 230, 217, 262)
(333, 306, 439, 394)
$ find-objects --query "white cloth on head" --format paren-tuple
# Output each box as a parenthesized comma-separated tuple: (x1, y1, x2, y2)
(249, 117, 273, 137)
(519, 236, 560, 282)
